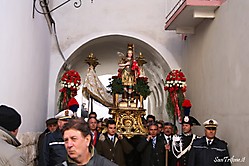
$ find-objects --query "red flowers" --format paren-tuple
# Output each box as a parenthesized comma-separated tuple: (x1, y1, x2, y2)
(164, 69, 187, 92)
(60, 70, 81, 90)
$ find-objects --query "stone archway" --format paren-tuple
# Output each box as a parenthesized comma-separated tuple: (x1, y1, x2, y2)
(56, 34, 173, 121)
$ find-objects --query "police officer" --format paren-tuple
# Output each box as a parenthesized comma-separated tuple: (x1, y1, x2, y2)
(172, 116, 200, 166)
(41, 109, 74, 166)
(188, 119, 231, 166)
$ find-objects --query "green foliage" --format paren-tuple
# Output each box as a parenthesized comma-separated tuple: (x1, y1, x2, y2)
(107, 77, 124, 94)
(166, 89, 185, 122)
(134, 77, 151, 99)
(58, 88, 71, 112)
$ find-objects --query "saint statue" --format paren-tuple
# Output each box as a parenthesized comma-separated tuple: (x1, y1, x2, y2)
(118, 44, 140, 106)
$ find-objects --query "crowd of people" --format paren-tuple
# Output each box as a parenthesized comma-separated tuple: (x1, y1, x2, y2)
(0, 105, 231, 166)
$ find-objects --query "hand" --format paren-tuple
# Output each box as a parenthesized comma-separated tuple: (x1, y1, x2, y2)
(118, 134, 123, 140)
(147, 135, 153, 141)
(165, 144, 170, 151)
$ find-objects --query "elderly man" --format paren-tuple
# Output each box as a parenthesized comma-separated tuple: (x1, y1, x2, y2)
(188, 119, 231, 166)
(160, 122, 177, 166)
(59, 118, 117, 166)
(0, 105, 26, 166)
(42, 109, 74, 166)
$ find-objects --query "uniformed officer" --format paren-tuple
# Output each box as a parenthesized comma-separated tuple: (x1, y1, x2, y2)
(41, 109, 74, 166)
(172, 116, 200, 166)
(188, 119, 231, 166)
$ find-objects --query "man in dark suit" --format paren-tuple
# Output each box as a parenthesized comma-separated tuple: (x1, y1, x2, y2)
(88, 117, 100, 147)
(96, 119, 133, 166)
(188, 119, 231, 166)
(137, 122, 166, 166)
(160, 122, 177, 166)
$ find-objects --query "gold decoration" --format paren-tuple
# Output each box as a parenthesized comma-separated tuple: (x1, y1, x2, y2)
(85, 53, 100, 69)
(109, 107, 148, 139)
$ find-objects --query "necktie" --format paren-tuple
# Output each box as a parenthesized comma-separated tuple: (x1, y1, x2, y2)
(152, 137, 156, 148)
(167, 137, 171, 144)
(208, 140, 211, 146)
(111, 137, 114, 142)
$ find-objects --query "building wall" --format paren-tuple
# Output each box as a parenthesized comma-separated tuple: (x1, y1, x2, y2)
(47, 0, 185, 118)
(0, 1, 51, 132)
(182, 0, 249, 162)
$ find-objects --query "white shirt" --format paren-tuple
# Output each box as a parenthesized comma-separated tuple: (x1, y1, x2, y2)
(164, 134, 171, 144)
(206, 137, 214, 146)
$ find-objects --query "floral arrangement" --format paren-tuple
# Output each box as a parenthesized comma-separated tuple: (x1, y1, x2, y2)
(60, 70, 81, 90)
(58, 70, 81, 112)
(134, 76, 151, 99)
(164, 69, 187, 92)
(164, 69, 186, 123)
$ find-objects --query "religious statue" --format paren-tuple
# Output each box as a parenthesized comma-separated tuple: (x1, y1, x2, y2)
(118, 44, 140, 107)
(108, 43, 150, 138)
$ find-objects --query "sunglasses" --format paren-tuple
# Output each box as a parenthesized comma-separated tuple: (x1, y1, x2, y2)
(206, 127, 216, 130)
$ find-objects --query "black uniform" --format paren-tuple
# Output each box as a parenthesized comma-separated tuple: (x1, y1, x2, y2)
(173, 134, 197, 166)
(42, 128, 67, 166)
(188, 136, 231, 166)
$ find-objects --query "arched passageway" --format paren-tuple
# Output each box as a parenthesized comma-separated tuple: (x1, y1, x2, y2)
(56, 35, 172, 120)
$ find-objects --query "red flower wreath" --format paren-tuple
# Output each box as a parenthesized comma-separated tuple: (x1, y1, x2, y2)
(58, 70, 81, 112)
(164, 69, 187, 123)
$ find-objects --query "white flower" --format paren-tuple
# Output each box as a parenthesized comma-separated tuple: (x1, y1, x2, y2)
(68, 85, 71, 88)
(71, 83, 74, 86)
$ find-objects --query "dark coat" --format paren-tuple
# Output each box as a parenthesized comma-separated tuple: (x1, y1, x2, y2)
(96, 133, 133, 166)
(188, 136, 231, 166)
(137, 135, 166, 166)
(159, 134, 177, 166)
(37, 128, 50, 166)
(42, 128, 67, 166)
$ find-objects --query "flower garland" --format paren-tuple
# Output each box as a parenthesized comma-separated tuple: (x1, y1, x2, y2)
(58, 70, 81, 112)
(164, 69, 187, 123)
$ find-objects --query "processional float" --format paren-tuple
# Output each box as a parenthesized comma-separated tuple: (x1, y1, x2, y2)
(108, 44, 151, 138)
(82, 44, 151, 139)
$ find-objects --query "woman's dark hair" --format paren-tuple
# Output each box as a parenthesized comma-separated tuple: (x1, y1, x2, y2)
(62, 118, 92, 153)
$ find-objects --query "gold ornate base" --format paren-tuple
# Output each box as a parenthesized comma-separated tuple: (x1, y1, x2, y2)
(109, 107, 148, 139)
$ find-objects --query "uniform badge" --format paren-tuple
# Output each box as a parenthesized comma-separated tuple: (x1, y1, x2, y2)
(184, 116, 189, 123)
